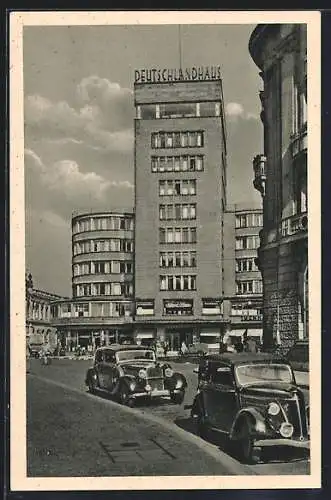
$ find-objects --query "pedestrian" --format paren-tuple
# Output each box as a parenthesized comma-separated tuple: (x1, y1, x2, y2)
(246, 337, 257, 353)
(242, 330, 249, 352)
(163, 341, 169, 358)
(235, 340, 244, 353)
(180, 341, 188, 356)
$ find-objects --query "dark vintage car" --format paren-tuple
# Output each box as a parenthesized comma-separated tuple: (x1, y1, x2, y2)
(85, 344, 187, 406)
(190, 352, 310, 463)
(284, 340, 309, 372)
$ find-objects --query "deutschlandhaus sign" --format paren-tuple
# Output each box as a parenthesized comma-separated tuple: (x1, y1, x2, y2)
(134, 66, 222, 84)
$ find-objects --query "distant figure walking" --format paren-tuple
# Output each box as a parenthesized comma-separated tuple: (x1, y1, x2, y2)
(180, 341, 188, 356)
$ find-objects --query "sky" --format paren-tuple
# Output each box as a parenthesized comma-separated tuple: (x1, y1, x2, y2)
(23, 23, 263, 297)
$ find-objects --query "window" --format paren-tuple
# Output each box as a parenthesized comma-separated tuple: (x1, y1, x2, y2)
(160, 227, 197, 244)
(74, 303, 89, 317)
(159, 102, 197, 119)
(120, 261, 132, 274)
(152, 156, 203, 173)
(151, 131, 204, 150)
(200, 101, 219, 117)
(159, 205, 166, 220)
(211, 363, 233, 386)
(159, 275, 197, 291)
(236, 258, 259, 273)
(235, 213, 263, 228)
(159, 228, 165, 243)
(235, 236, 259, 250)
(112, 283, 122, 296)
(159, 181, 166, 196)
(140, 104, 157, 119)
(236, 281, 262, 295)
(94, 262, 105, 274)
(159, 251, 196, 268)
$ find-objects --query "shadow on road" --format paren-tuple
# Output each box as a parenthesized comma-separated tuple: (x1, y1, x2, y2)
(174, 416, 310, 465)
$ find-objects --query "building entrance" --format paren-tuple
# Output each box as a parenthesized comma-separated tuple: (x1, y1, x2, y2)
(165, 327, 192, 353)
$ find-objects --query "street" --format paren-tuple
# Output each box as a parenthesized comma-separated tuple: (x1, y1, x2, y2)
(27, 358, 310, 477)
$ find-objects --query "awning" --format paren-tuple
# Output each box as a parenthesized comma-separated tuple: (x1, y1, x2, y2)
(230, 329, 263, 338)
(136, 333, 155, 339)
(200, 332, 220, 337)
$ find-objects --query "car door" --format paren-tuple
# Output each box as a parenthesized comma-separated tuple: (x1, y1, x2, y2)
(203, 361, 238, 432)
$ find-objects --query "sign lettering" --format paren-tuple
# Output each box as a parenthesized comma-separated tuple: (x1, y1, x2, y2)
(134, 66, 222, 84)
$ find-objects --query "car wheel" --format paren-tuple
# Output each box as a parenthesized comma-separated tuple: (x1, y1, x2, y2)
(88, 376, 97, 394)
(119, 384, 134, 407)
(170, 390, 185, 405)
(236, 420, 259, 464)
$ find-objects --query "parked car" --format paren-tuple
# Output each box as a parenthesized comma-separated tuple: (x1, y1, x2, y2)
(190, 352, 309, 464)
(85, 345, 187, 406)
(284, 340, 309, 372)
(29, 343, 43, 358)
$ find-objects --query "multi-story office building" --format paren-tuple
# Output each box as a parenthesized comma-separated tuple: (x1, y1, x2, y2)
(51, 210, 135, 349)
(133, 70, 230, 352)
(249, 24, 308, 349)
(224, 204, 263, 344)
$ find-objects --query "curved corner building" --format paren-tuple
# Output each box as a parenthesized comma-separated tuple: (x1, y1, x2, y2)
(249, 24, 308, 349)
(51, 210, 135, 350)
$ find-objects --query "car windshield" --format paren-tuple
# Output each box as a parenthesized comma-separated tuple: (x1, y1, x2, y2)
(116, 350, 155, 362)
(235, 363, 293, 386)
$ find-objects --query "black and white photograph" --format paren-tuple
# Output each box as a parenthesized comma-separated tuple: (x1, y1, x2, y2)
(9, 10, 321, 490)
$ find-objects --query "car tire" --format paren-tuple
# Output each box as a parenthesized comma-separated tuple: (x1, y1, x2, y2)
(119, 384, 134, 407)
(87, 375, 97, 394)
(170, 390, 185, 405)
(236, 420, 259, 464)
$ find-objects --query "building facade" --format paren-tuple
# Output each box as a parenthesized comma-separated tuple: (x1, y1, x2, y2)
(25, 273, 64, 347)
(224, 204, 263, 345)
(51, 211, 135, 350)
(249, 24, 308, 349)
(133, 76, 230, 352)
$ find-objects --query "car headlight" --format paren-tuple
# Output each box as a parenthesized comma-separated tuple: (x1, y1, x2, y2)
(268, 402, 281, 416)
(129, 381, 136, 392)
(279, 422, 294, 438)
(138, 369, 147, 379)
(164, 367, 174, 378)
(175, 378, 183, 389)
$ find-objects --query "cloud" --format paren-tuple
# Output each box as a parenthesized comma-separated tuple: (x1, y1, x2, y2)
(25, 148, 134, 219)
(225, 102, 258, 122)
(25, 76, 134, 153)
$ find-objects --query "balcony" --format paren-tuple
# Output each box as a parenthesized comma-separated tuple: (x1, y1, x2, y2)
(280, 212, 308, 238)
(290, 125, 307, 159)
(253, 154, 267, 197)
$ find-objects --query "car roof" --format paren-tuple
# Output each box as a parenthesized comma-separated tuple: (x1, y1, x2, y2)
(202, 352, 288, 366)
(96, 344, 152, 353)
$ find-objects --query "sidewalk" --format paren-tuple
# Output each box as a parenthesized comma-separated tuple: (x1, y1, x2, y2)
(27, 374, 256, 477)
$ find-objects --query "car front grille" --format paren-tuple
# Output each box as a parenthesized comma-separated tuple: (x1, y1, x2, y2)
(147, 378, 164, 391)
(147, 365, 163, 378)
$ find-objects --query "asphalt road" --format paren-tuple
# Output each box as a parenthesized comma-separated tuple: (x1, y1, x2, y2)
(27, 358, 310, 476)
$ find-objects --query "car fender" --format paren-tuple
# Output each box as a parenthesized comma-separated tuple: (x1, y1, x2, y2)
(230, 407, 267, 440)
(119, 375, 137, 392)
(164, 372, 187, 391)
(173, 372, 187, 389)
(85, 367, 98, 386)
